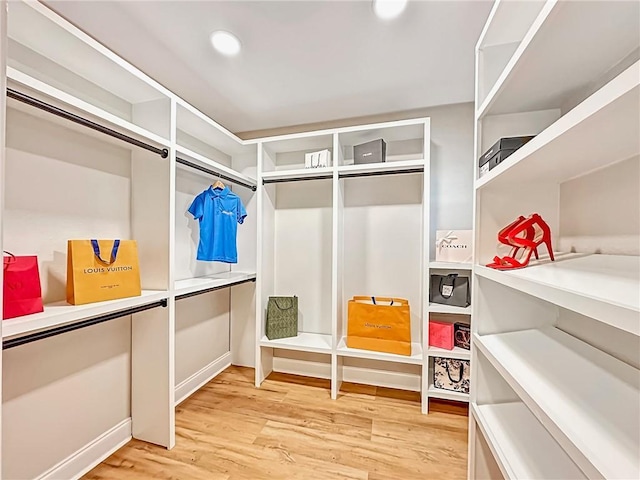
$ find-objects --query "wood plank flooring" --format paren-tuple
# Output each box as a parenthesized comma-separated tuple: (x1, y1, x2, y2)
(84, 366, 468, 480)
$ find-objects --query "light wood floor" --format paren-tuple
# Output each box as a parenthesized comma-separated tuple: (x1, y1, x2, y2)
(84, 366, 469, 480)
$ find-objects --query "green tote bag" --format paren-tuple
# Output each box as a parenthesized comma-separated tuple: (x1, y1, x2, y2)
(266, 296, 298, 340)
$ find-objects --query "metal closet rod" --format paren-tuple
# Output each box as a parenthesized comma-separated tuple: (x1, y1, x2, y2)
(263, 174, 333, 185)
(6, 88, 169, 159)
(338, 168, 424, 179)
(175, 277, 256, 301)
(176, 156, 257, 192)
(2, 298, 168, 350)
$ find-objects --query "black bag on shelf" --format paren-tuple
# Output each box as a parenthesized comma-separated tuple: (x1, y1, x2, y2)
(454, 322, 471, 350)
(429, 273, 470, 308)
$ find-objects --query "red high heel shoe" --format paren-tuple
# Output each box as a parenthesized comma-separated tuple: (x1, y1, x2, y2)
(487, 216, 539, 268)
(490, 213, 554, 270)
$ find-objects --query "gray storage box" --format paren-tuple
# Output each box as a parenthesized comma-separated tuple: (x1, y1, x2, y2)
(354, 139, 386, 164)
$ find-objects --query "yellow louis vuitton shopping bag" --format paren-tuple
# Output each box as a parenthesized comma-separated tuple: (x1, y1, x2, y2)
(347, 296, 412, 356)
(66, 239, 141, 305)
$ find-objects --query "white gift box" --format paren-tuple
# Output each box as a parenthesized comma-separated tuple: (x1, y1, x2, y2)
(435, 230, 473, 263)
(304, 149, 332, 168)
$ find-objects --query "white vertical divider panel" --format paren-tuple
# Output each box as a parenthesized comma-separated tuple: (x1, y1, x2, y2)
(331, 133, 342, 399)
(255, 144, 273, 386)
(0, 3, 6, 477)
(231, 149, 258, 367)
(421, 119, 431, 413)
(130, 99, 175, 448)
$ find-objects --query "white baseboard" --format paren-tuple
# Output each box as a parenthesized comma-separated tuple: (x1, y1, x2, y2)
(175, 351, 232, 406)
(38, 418, 132, 480)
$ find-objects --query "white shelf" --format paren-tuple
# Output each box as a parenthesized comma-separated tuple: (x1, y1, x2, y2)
(428, 303, 471, 315)
(260, 332, 332, 354)
(174, 272, 256, 298)
(429, 261, 472, 270)
(7, 67, 171, 149)
(475, 254, 640, 336)
(337, 159, 425, 177)
(477, 1, 640, 118)
(2, 290, 169, 339)
(261, 167, 334, 182)
(475, 327, 640, 480)
(336, 336, 423, 365)
(175, 145, 257, 189)
(427, 384, 469, 403)
(427, 346, 470, 361)
(471, 402, 585, 480)
(477, 61, 640, 190)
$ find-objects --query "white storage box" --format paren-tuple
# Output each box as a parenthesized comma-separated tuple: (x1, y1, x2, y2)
(435, 230, 473, 263)
(304, 149, 332, 168)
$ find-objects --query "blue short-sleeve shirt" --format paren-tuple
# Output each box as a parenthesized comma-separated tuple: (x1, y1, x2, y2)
(188, 186, 247, 263)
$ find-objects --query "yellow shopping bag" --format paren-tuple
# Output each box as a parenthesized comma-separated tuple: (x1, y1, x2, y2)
(347, 296, 411, 356)
(66, 239, 141, 305)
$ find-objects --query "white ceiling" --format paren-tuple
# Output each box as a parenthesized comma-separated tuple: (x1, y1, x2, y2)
(45, 0, 492, 134)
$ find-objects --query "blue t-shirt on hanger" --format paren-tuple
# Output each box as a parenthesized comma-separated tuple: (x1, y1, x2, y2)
(188, 186, 247, 263)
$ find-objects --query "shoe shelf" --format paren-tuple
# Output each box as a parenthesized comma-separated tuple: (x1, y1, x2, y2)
(2, 290, 169, 340)
(429, 261, 472, 270)
(427, 384, 469, 403)
(428, 303, 471, 315)
(475, 254, 640, 336)
(471, 402, 585, 480)
(336, 337, 423, 365)
(174, 272, 256, 298)
(475, 327, 640, 480)
(476, 61, 639, 191)
(259, 332, 332, 355)
(477, 1, 640, 118)
(427, 346, 470, 361)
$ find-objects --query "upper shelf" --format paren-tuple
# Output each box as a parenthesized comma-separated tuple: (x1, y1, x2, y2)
(475, 254, 640, 336)
(2, 290, 168, 340)
(476, 61, 640, 190)
(175, 146, 258, 191)
(477, 0, 640, 118)
(475, 327, 640, 480)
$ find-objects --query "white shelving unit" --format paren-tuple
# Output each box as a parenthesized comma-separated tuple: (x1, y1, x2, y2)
(470, 2, 640, 479)
(1, 2, 258, 479)
(254, 118, 474, 413)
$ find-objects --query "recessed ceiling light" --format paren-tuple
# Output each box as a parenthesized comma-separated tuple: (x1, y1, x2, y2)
(210, 31, 241, 57)
(373, 0, 407, 20)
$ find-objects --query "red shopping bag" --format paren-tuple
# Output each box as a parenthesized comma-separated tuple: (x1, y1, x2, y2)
(3, 252, 44, 319)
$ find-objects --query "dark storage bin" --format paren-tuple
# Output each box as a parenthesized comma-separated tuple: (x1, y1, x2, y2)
(478, 136, 535, 177)
(454, 322, 471, 350)
(354, 139, 386, 164)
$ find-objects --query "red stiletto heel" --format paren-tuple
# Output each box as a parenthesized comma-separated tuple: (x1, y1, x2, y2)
(490, 214, 554, 270)
(486, 215, 539, 268)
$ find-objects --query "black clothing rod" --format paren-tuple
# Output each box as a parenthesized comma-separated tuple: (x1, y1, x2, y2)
(2, 298, 168, 350)
(339, 168, 424, 179)
(175, 277, 256, 301)
(176, 156, 257, 192)
(6, 88, 169, 159)
(263, 174, 334, 185)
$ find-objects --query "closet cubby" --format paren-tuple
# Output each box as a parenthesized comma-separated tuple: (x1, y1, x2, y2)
(471, 2, 640, 478)
(261, 133, 334, 175)
(7, 1, 172, 142)
(258, 179, 334, 355)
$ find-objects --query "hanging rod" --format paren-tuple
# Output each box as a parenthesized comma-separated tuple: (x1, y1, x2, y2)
(2, 298, 168, 350)
(338, 168, 424, 179)
(262, 174, 334, 185)
(175, 277, 256, 301)
(6, 88, 169, 159)
(176, 156, 257, 192)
